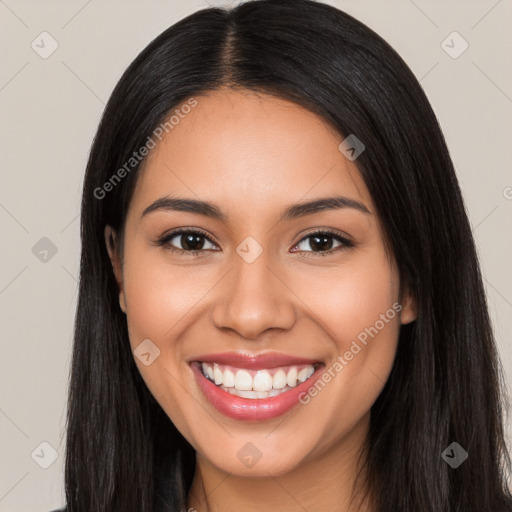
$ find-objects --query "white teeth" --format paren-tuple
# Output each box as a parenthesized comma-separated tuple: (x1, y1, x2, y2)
(234, 369, 253, 391)
(202, 362, 214, 381)
(220, 384, 293, 399)
(253, 371, 273, 391)
(272, 369, 287, 389)
(236, 390, 255, 399)
(297, 366, 314, 383)
(213, 364, 223, 385)
(200, 362, 318, 395)
(287, 367, 298, 387)
(223, 369, 235, 388)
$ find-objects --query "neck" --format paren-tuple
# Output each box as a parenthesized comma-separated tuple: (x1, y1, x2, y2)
(186, 412, 374, 512)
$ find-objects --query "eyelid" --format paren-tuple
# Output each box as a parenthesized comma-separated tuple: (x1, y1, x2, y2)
(294, 227, 353, 245)
(290, 228, 353, 255)
(154, 227, 219, 252)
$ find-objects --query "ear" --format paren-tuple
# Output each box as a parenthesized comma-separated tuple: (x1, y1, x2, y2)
(399, 284, 417, 325)
(104, 225, 126, 314)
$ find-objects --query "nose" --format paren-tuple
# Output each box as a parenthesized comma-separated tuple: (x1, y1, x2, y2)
(211, 254, 297, 341)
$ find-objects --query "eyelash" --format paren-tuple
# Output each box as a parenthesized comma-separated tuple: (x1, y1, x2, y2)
(154, 228, 354, 258)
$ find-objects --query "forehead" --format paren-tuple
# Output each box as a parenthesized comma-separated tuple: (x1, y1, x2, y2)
(128, 88, 373, 222)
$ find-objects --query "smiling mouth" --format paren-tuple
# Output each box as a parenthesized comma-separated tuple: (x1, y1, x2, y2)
(199, 362, 321, 399)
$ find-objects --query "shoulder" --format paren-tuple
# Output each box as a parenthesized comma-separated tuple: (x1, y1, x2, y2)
(49, 508, 66, 512)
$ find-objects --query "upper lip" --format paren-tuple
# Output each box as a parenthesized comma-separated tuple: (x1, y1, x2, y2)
(191, 351, 322, 370)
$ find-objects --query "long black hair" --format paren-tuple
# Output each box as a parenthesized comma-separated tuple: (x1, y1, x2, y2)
(63, 0, 512, 510)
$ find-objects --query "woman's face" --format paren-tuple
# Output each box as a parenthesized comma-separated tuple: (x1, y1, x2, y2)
(106, 88, 415, 477)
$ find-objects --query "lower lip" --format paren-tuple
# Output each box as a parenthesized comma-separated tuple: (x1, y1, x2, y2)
(190, 362, 325, 421)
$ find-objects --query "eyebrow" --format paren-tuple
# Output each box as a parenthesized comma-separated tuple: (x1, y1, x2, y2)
(141, 195, 371, 222)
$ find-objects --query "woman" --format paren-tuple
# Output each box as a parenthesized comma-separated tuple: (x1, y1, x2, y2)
(52, 0, 512, 510)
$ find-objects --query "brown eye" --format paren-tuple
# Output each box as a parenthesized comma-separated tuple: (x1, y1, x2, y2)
(157, 229, 218, 255)
(291, 230, 353, 256)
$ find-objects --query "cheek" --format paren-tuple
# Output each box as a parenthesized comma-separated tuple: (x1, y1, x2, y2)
(291, 259, 401, 444)
(120, 247, 201, 429)
(292, 254, 399, 346)
(291, 251, 401, 412)
(122, 245, 207, 347)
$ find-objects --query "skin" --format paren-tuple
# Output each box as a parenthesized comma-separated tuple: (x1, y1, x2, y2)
(105, 88, 416, 512)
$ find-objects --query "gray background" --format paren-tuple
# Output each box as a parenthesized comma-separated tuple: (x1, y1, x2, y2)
(0, 0, 511, 510)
